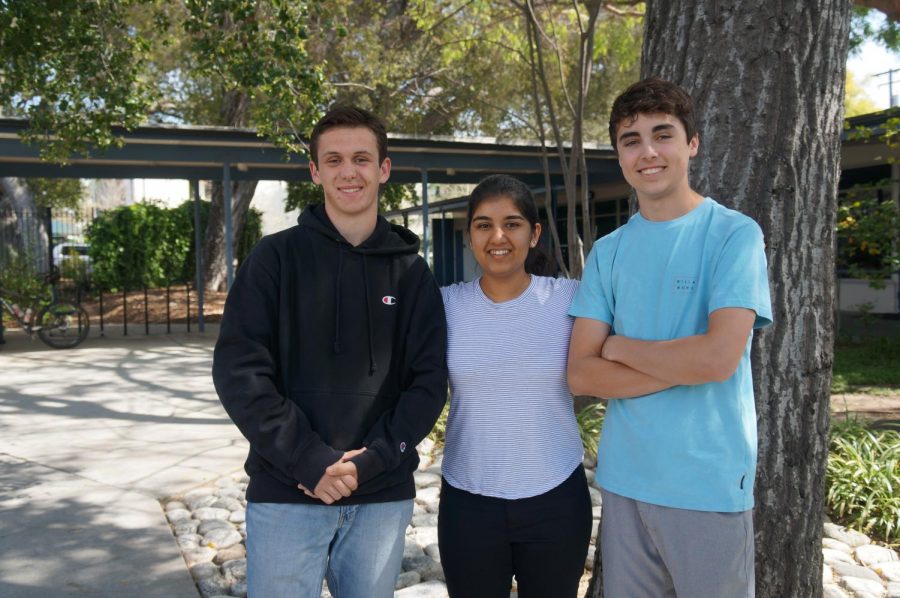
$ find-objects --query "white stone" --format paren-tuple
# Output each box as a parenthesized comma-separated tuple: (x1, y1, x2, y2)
(875, 562, 900, 583)
(592, 506, 602, 520)
(416, 486, 441, 506)
(832, 561, 884, 582)
(184, 487, 216, 500)
(412, 513, 438, 528)
(824, 548, 857, 566)
(183, 546, 217, 566)
(424, 543, 441, 562)
(402, 555, 443, 581)
(414, 472, 441, 489)
(404, 541, 425, 559)
(417, 437, 435, 457)
(166, 508, 192, 523)
(213, 545, 246, 565)
(823, 583, 850, 598)
(588, 487, 602, 507)
(230, 580, 248, 597)
(413, 502, 427, 516)
(591, 520, 600, 542)
(196, 575, 230, 597)
(203, 527, 244, 550)
(824, 538, 854, 554)
(856, 545, 899, 567)
(190, 562, 220, 580)
(887, 581, 900, 598)
(222, 558, 247, 581)
(174, 520, 200, 536)
(229, 509, 246, 524)
(177, 534, 200, 550)
(841, 576, 886, 596)
(165, 500, 187, 512)
(585, 545, 596, 571)
(395, 570, 421, 590)
(212, 497, 243, 511)
(198, 519, 232, 535)
(394, 580, 448, 598)
(187, 494, 219, 511)
(194, 507, 232, 521)
(824, 522, 871, 548)
(411, 526, 439, 550)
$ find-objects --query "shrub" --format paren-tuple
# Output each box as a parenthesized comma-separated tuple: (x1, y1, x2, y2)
(87, 202, 191, 290)
(577, 402, 606, 459)
(87, 200, 263, 291)
(826, 418, 900, 545)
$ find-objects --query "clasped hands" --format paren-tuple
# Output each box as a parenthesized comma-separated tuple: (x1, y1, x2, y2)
(297, 447, 365, 504)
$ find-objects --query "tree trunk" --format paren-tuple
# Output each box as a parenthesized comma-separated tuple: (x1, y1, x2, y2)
(201, 88, 256, 292)
(0, 178, 48, 272)
(586, 2, 851, 596)
(202, 179, 258, 292)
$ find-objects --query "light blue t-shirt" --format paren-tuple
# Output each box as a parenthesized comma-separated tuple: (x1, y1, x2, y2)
(569, 197, 773, 512)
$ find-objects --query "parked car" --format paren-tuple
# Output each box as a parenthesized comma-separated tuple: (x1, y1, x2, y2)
(52, 243, 92, 275)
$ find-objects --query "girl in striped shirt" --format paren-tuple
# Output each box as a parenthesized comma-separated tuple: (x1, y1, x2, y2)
(438, 174, 592, 597)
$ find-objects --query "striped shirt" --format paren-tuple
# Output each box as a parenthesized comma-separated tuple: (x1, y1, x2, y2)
(440, 275, 584, 499)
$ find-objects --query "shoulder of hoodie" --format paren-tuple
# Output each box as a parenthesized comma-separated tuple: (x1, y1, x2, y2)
(245, 224, 434, 282)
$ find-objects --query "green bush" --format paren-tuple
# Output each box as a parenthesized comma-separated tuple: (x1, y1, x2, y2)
(87, 200, 263, 291)
(827, 418, 900, 545)
(577, 402, 606, 459)
(87, 202, 191, 290)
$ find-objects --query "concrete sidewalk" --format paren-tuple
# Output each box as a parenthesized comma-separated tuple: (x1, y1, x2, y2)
(0, 327, 247, 597)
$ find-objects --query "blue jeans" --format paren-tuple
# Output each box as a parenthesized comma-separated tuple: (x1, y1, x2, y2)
(246, 499, 413, 598)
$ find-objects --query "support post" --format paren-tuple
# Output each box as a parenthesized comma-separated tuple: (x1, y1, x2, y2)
(421, 169, 430, 264)
(191, 180, 205, 332)
(224, 164, 234, 290)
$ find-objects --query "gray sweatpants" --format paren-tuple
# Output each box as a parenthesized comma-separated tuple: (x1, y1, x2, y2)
(599, 489, 754, 598)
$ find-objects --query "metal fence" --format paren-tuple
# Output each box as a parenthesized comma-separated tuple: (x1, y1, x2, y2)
(1, 205, 209, 342)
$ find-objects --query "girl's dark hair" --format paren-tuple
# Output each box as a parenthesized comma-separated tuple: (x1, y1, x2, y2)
(467, 174, 556, 276)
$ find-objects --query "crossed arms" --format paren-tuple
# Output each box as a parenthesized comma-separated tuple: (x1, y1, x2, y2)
(567, 307, 757, 399)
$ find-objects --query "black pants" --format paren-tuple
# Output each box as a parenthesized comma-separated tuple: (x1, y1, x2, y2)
(437, 465, 592, 598)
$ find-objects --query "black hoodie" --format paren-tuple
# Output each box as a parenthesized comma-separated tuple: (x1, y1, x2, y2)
(213, 204, 448, 504)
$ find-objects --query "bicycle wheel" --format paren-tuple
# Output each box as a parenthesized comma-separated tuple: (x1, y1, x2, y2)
(36, 301, 90, 349)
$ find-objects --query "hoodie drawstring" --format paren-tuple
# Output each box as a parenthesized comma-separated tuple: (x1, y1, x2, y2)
(333, 243, 344, 354)
(362, 254, 377, 375)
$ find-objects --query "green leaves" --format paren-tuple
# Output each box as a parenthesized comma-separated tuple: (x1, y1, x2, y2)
(827, 419, 900, 545)
(0, 0, 160, 162)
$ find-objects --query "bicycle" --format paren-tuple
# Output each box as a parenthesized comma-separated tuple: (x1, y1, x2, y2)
(0, 273, 90, 349)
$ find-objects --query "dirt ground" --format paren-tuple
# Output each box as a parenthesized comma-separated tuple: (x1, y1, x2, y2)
(830, 392, 900, 423)
(78, 287, 228, 325)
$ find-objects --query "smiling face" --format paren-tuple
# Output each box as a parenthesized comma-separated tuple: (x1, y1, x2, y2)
(615, 112, 699, 208)
(309, 126, 391, 225)
(469, 195, 541, 282)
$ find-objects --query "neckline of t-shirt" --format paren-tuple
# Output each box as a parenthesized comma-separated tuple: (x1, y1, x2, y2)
(632, 196, 712, 229)
(475, 275, 537, 307)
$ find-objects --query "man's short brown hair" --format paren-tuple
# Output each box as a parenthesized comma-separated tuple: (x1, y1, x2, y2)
(309, 105, 388, 164)
(609, 77, 697, 152)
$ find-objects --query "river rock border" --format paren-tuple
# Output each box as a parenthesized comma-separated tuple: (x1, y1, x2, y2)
(162, 441, 898, 598)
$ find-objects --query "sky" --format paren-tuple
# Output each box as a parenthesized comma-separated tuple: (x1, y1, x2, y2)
(846, 13, 900, 110)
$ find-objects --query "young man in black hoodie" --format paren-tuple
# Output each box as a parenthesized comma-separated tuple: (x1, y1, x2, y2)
(213, 106, 448, 597)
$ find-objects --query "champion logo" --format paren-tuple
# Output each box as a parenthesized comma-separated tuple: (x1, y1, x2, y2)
(399, 442, 407, 453)
(382, 295, 398, 305)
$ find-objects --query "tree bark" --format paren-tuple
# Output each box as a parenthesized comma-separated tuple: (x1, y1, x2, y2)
(587, 2, 851, 596)
(201, 88, 257, 292)
(202, 179, 258, 292)
(0, 178, 48, 272)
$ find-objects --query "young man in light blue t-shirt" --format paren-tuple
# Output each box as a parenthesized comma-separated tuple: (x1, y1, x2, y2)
(568, 77, 772, 597)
